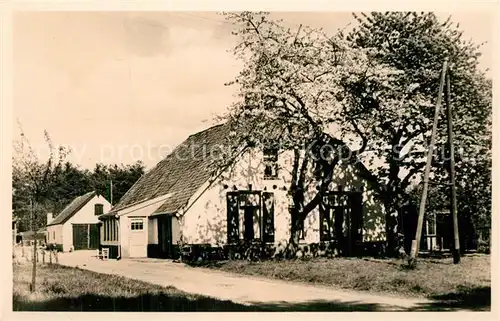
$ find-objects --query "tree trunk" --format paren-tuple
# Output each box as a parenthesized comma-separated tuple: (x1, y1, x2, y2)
(286, 207, 301, 258)
(385, 211, 398, 257)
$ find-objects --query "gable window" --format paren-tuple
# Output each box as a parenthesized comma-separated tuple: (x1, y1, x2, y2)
(263, 148, 279, 180)
(95, 204, 104, 216)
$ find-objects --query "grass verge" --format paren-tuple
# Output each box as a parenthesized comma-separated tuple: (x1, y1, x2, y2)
(189, 254, 491, 310)
(13, 263, 256, 311)
(11, 262, 416, 311)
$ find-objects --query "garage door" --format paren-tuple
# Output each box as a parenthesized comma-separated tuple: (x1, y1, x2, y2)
(72, 224, 99, 250)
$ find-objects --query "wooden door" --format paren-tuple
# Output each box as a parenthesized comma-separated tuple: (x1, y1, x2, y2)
(348, 193, 363, 256)
(128, 218, 147, 257)
(243, 207, 256, 241)
(88, 224, 100, 249)
(72, 224, 89, 250)
(158, 216, 173, 258)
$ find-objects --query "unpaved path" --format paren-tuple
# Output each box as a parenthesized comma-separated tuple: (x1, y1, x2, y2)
(58, 251, 435, 311)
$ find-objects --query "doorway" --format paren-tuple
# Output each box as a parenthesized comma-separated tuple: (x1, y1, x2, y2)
(243, 206, 257, 241)
(320, 191, 363, 256)
(226, 191, 275, 244)
(157, 215, 173, 258)
(128, 217, 147, 257)
(72, 224, 99, 250)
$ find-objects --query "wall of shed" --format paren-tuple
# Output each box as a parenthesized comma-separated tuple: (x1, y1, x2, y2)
(47, 224, 63, 247)
(113, 194, 170, 258)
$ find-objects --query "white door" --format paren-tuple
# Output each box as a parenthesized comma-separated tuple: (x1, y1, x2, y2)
(128, 217, 147, 257)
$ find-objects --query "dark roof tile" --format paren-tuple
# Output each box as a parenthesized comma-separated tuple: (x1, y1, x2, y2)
(47, 191, 96, 226)
(112, 123, 232, 214)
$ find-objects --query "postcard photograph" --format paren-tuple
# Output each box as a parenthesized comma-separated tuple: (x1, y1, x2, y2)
(10, 9, 493, 313)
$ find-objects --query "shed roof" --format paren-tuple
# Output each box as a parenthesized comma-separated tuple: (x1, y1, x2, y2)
(47, 191, 96, 226)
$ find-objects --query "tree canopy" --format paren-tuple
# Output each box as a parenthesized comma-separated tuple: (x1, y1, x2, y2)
(12, 127, 145, 232)
(345, 12, 491, 252)
(222, 11, 491, 255)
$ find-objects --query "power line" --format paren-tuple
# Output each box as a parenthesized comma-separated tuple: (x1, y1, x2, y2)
(171, 12, 232, 27)
(130, 11, 306, 37)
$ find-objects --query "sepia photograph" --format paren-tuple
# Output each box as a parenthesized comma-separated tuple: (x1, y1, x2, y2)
(9, 7, 493, 313)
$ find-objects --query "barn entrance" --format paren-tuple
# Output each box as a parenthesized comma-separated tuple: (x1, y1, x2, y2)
(72, 224, 99, 250)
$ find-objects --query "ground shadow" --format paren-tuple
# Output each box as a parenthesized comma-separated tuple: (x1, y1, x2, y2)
(410, 286, 491, 311)
(12, 293, 399, 312)
(13, 291, 490, 312)
(248, 300, 395, 311)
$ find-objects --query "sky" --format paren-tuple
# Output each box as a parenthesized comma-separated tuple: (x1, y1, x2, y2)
(13, 11, 494, 170)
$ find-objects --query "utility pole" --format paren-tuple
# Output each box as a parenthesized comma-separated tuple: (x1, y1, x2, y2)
(110, 180, 113, 206)
(408, 56, 448, 269)
(445, 72, 461, 264)
(30, 197, 37, 292)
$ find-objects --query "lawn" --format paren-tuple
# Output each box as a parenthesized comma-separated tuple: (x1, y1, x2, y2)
(190, 253, 491, 310)
(12, 262, 256, 311)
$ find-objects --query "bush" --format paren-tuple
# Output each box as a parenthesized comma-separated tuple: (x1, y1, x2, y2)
(477, 240, 490, 254)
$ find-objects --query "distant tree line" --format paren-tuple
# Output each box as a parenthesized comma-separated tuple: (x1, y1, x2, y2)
(12, 127, 145, 233)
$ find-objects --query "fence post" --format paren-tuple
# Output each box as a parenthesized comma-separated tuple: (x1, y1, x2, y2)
(42, 250, 46, 264)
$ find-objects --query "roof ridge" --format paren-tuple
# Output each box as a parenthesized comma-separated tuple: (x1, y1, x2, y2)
(47, 190, 98, 226)
(187, 123, 225, 138)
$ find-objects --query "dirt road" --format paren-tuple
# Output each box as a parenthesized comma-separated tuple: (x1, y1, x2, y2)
(55, 250, 440, 311)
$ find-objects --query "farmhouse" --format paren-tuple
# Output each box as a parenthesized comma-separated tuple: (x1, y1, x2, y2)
(47, 191, 111, 252)
(99, 123, 387, 260)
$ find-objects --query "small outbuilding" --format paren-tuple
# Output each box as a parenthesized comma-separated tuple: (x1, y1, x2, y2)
(47, 191, 111, 252)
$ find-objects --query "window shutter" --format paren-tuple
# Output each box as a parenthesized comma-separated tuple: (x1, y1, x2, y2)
(262, 192, 275, 243)
(319, 201, 331, 242)
(226, 192, 239, 244)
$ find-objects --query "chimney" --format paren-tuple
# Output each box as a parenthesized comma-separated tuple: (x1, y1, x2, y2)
(47, 212, 54, 225)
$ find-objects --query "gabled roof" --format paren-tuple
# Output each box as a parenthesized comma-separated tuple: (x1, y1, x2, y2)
(111, 123, 233, 214)
(47, 191, 96, 226)
(111, 121, 385, 217)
